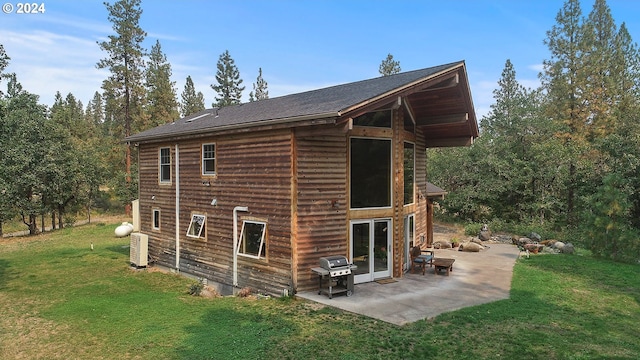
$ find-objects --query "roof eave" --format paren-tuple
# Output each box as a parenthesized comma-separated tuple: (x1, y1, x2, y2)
(126, 111, 342, 144)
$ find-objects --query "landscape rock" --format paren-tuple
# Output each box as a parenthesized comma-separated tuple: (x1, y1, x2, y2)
(529, 232, 542, 242)
(433, 240, 452, 249)
(524, 243, 544, 254)
(479, 230, 492, 241)
(561, 243, 575, 254)
(517, 237, 533, 247)
(459, 242, 484, 252)
(552, 241, 565, 250)
(470, 237, 483, 245)
(540, 239, 557, 246)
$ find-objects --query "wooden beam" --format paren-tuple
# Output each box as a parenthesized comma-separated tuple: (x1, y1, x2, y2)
(425, 136, 474, 148)
(418, 113, 468, 126)
(417, 73, 459, 92)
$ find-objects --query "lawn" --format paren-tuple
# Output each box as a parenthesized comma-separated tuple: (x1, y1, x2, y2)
(1, 221, 638, 359)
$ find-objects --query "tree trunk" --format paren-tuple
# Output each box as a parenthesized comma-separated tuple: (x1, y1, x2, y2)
(29, 214, 37, 235)
(41, 213, 45, 233)
(51, 211, 56, 230)
(58, 205, 64, 229)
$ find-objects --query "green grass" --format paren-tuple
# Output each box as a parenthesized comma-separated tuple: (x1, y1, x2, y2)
(1, 222, 639, 359)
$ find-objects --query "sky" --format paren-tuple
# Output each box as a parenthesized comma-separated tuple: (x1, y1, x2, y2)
(1, 0, 640, 120)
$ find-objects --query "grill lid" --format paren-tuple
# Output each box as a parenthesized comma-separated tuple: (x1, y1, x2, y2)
(319, 255, 350, 270)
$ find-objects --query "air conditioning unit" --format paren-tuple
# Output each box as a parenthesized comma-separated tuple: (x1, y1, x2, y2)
(130, 232, 148, 267)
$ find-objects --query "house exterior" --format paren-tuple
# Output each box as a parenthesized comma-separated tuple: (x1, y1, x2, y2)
(126, 61, 478, 296)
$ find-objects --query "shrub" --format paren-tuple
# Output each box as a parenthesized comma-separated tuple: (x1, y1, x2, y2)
(189, 282, 204, 296)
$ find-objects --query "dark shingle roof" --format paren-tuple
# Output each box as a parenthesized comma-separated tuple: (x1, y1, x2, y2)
(126, 61, 464, 143)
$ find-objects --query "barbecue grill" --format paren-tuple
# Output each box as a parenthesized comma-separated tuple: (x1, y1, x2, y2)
(311, 255, 357, 299)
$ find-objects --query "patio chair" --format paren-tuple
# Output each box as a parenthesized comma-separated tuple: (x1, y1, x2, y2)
(410, 246, 434, 275)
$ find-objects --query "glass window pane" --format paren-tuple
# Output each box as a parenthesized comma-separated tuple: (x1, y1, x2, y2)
(353, 110, 391, 128)
(404, 142, 415, 205)
(350, 138, 391, 208)
(202, 144, 216, 175)
(160, 148, 171, 182)
(240, 221, 266, 258)
(187, 214, 206, 238)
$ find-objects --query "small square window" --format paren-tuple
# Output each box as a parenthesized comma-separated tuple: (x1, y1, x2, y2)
(202, 143, 216, 175)
(152, 209, 160, 230)
(187, 214, 206, 238)
(238, 221, 266, 259)
(159, 147, 171, 183)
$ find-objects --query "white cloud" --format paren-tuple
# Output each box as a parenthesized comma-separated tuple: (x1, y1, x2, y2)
(1, 29, 105, 106)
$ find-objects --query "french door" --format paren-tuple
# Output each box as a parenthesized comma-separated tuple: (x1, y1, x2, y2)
(350, 219, 392, 283)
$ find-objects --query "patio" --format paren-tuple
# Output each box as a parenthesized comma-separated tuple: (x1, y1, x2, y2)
(296, 243, 520, 325)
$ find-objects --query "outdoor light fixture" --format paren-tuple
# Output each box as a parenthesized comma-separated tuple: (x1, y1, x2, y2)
(211, 198, 217, 206)
(151, 195, 155, 200)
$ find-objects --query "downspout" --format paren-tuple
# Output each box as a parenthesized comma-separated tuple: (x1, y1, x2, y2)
(233, 206, 249, 287)
(175, 144, 180, 271)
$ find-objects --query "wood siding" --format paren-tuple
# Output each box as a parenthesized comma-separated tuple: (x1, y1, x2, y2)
(293, 124, 349, 291)
(137, 108, 430, 294)
(138, 129, 294, 296)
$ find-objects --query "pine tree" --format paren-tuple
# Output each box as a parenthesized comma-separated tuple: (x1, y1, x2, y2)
(379, 53, 401, 76)
(211, 50, 245, 107)
(96, 0, 147, 213)
(249, 67, 268, 102)
(146, 40, 179, 128)
(540, 0, 588, 226)
(85, 91, 104, 129)
(0, 44, 9, 96)
(180, 75, 205, 117)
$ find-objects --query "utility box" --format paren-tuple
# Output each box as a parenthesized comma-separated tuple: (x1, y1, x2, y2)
(130, 232, 148, 267)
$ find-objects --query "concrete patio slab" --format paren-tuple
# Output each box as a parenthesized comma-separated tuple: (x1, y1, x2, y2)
(296, 243, 519, 325)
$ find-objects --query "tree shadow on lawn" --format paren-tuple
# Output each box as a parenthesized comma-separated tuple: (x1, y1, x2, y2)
(174, 305, 300, 359)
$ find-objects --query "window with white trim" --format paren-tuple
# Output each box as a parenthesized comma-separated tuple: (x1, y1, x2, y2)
(238, 221, 266, 259)
(152, 209, 160, 230)
(186, 214, 206, 238)
(202, 143, 216, 175)
(159, 147, 171, 183)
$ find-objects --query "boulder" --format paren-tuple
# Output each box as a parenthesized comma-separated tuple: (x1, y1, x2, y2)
(529, 232, 542, 242)
(479, 230, 492, 241)
(433, 240, 452, 249)
(470, 237, 483, 245)
(524, 243, 544, 254)
(561, 243, 575, 254)
(552, 241, 565, 250)
(459, 242, 484, 252)
(517, 237, 533, 247)
(540, 239, 557, 246)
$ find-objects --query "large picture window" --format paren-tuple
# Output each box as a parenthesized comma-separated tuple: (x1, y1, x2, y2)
(404, 142, 415, 205)
(202, 143, 216, 175)
(353, 109, 391, 128)
(238, 221, 266, 259)
(350, 138, 392, 209)
(159, 147, 171, 183)
(186, 214, 206, 238)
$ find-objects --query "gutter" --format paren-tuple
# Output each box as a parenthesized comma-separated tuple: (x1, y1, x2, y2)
(126, 111, 341, 144)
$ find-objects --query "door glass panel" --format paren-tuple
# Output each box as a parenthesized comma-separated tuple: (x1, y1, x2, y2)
(373, 221, 389, 273)
(352, 222, 370, 276)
